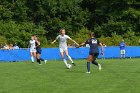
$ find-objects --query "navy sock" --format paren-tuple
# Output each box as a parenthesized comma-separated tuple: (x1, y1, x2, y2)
(40, 58, 44, 61)
(37, 59, 41, 64)
(87, 62, 90, 72)
(92, 61, 98, 66)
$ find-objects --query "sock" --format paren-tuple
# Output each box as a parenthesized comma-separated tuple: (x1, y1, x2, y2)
(87, 62, 90, 72)
(31, 56, 34, 62)
(92, 60, 99, 66)
(40, 58, 44, 61)
(123, 54, 125, 58)
(63, 59, 68, 66)
(67, 55, 74, 63)
(37, 59, 41, 64)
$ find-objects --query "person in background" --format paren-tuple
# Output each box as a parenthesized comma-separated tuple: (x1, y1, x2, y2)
(34, 36, 47, 65)
(0, 44, 3, 49)
(9, 44, 13, 49)
(120, 39, 126, 59)
(101, 43, 107, 59)
(3, 44, 9, 50)
(13, 43, 19, 49)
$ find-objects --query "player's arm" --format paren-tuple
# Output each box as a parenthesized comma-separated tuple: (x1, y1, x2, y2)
(68, 37, 79, 46)
(99, 43, 104, 55)
(51, 35, 59, 44)
(77, 42, 86, 48)
(51, 40, 56, 44)
(27, 42, 30, 49)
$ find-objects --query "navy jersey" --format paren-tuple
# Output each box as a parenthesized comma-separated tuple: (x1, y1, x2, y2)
(35, 41, 42, 54)
(85, 38, 100, 54)
(35, 41, 41, 49)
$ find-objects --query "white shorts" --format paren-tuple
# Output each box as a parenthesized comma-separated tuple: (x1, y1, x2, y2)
(59, 47, 68, 52)
(120, 50, 125, 54)
(30, 48, 36, 53)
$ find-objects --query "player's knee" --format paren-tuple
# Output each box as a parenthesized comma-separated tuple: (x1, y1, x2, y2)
(87, 58, 92, 62)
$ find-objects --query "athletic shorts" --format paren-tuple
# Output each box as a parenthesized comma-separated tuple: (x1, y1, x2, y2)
(59, 47, 68, 52)
(36, 48, 42, 54)
(120, 50, 125, 54)
(89, 52, 99, 58)
(30, 48, 36, 53)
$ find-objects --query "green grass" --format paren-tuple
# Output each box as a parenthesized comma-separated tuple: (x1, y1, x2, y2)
(0, 59, 140, 93)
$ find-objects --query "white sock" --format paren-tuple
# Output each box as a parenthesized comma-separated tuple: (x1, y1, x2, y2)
(31, 56, 34, 62)
(67, 55, 74, 63)
(63, 59, 68, 66)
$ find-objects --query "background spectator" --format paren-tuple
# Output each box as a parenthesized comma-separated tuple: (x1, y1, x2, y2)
(13, 43, 19, 49)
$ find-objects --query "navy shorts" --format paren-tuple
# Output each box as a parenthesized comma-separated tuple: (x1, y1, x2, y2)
(36, 48, 42, 54)
(89, 52, 99, 58)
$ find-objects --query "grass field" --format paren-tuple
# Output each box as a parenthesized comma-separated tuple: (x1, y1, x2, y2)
(0, 59, 140, 93)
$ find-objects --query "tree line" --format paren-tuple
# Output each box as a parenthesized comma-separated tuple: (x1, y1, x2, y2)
(0, 0, 140, 47)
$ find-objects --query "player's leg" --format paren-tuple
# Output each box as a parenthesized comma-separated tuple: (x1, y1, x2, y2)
(60, 48, 68, 67)
(92, 53, 101, 70)
(38, 49, 47, 64)
(36, 53, 41, 65)
(30, 52, 34, 63)
(65, 49, 75, 66)
(120, 50, 123, 59)
(86, 55, 93, 73)
(123, 50, 125, 58)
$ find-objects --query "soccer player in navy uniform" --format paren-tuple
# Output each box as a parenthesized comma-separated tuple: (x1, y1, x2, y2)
(79, 32, 104, 74)
(34, 36, 47, 65)
(120, 39, 126, 59)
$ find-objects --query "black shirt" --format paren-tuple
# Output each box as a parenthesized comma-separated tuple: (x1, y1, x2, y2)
(85, 38, 100, 53)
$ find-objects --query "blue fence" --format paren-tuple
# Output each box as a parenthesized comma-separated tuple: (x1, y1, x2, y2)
(0, 46, 140, 62)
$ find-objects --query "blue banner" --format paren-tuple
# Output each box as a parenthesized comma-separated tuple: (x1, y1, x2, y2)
(0, 46, 140, 62)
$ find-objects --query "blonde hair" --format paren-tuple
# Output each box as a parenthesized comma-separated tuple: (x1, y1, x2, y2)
(59, 28, 65, 33)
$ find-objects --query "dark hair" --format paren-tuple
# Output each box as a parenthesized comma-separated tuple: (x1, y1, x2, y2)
(90, 32, 95, 36)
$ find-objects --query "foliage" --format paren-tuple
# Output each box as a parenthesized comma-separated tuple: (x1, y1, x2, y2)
(0, 0, 140, 47)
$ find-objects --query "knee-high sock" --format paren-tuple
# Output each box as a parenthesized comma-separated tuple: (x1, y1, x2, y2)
(92, 60, 99, 66)
(87, 62, 90, 72)
(63, 59, 68, 66)
(67, 55, 74, 63)
(37, 59, 41, 64)
(31, 56, 34, 62)
(40, 58, 44, 61)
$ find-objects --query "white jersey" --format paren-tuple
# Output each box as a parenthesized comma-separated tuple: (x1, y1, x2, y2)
(56, 35, 70, 48)
(29, 40, 36, 49)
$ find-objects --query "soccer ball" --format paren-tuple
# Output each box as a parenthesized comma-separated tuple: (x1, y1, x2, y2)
(67, 64, 72, 69)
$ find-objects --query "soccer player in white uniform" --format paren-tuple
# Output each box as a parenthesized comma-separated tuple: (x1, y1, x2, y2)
(28, 36, 36, 63)
(51, 28, 79, 68)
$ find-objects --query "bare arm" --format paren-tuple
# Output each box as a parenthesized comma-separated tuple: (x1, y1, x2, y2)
(51, 35, 59, 44)
(76, 42, 86, 48)
(68, 38, 79, 46)
(51, 40, 57, 44)
(28, 42, 30, 49)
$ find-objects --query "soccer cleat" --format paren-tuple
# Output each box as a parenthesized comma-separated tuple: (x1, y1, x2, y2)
(72, 63, 76, 66)
(98, 64, 102, 71)
(44, 60, 47, 64)
(86, 72, 91, 74)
